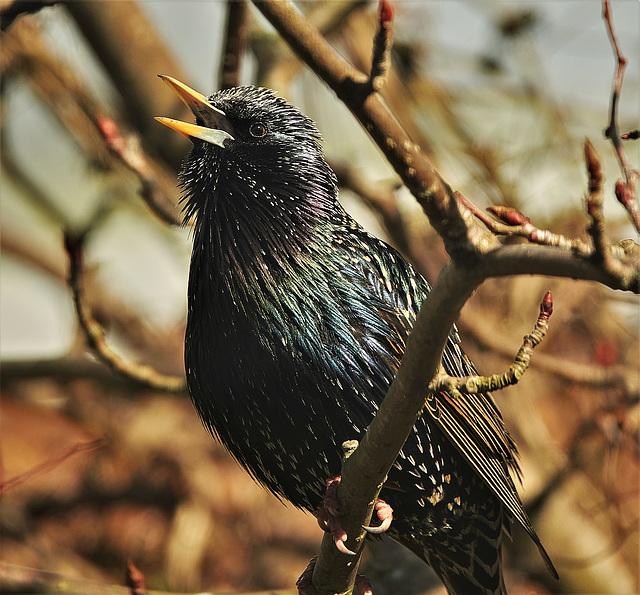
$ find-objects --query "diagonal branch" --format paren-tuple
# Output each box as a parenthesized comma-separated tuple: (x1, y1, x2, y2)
(252, 0, 494, 261)
(64, 231, 187, 394)
(0, 438, 104, 496)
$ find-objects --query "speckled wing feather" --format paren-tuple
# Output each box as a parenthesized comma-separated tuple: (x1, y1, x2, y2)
(331, 206, 556, 580)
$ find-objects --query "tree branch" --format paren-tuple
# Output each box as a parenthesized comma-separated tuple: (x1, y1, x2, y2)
(219, 0, 249, 90)
(0, 438, 104, 496)
(64, 231, 187, 394)
(252, 0, 492, 261)
(458, 192, 591, 254)
(602, 0, 639, 232)
(432, 292, 553, 396)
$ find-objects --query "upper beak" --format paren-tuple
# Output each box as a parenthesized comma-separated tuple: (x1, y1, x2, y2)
(155, 74, 234, 147)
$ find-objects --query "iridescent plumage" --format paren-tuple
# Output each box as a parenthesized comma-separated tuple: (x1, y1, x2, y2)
(160, 82, 556, 594)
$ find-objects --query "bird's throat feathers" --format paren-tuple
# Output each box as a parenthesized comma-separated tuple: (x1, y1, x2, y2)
(180, 141, 339, 299)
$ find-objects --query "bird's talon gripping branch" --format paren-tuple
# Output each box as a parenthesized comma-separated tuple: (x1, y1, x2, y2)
(335, 534, 357, 557)
(316, 476, 357, 556)
(362, 498, 393, 534)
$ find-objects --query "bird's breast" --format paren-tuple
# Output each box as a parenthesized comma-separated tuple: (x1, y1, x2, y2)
(184, 249, 365, 508)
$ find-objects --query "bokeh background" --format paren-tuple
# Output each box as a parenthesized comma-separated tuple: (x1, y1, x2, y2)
(1, 1, 638, 593)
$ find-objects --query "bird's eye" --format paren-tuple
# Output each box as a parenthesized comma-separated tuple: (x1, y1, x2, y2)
(249, 122, 267, 138)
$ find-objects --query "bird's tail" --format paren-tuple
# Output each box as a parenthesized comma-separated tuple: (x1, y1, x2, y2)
(429, 545, 506, 595)
(418, 496, 508, 595)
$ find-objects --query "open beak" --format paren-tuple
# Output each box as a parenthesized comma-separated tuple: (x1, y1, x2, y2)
(155, 74, 234, 147)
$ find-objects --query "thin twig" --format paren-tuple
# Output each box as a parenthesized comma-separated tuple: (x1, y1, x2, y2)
(0, 357, 150, 387)
(457, 192, 592, 254)
(585, 140, 612, 260)
(2, 19, 113, 166)
(602, 0, 630, 172)
(369, 0, 393, 91)
(458, 312, 639, 396)
(602, 0, 639, 231)
(65, 1, 190, 170)
(64, 231, 187, 394)
(583, 138, 638, 290)
(0, 439, 104, 496)
(614, 180, 640, 233)
(431, 292, 553, 395)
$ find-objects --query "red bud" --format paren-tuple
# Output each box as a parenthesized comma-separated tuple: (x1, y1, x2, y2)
(614, 179, 630, 206)
(379, 0, 393, 25)
(487, 205, 529, 226)
(97, 115, 126, 153)
(541, 291, 553, 316)
(594, 339, 618, 368)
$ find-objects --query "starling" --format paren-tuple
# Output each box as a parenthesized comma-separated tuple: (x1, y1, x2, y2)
(156, 76, 557, 594)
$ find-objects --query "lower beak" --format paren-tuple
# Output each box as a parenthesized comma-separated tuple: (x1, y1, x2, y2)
(155, 117, 234, 147)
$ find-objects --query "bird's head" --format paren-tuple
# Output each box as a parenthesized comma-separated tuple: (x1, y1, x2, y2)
(156, 75, 337, 230)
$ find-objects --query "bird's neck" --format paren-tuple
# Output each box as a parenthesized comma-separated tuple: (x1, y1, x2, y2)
(186, 156, 339, 310)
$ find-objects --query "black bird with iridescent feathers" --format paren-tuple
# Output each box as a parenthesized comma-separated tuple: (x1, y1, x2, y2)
(156, 76, 557, 595)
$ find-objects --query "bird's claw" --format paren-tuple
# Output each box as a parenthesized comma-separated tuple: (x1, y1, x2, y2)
(334, 532, 357, 556)
(317, 476, 356, 556)
(317, 477, 392, 554)
(362, 498, 393, 534)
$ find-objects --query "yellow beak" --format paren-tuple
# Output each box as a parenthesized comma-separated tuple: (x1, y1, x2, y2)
(155, 75, 234, 146)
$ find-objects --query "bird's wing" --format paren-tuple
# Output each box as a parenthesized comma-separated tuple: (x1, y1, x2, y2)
(334, 219, 557, 577)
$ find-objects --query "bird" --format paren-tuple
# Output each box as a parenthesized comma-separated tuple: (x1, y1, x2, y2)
(156, 75, 557, 594)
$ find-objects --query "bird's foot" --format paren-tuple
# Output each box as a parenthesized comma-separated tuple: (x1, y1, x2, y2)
(362, 498, 394, 534)
(296, 556, 373, 595)
(316, 476, 355, 555)
(316, 476, 394, 555)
